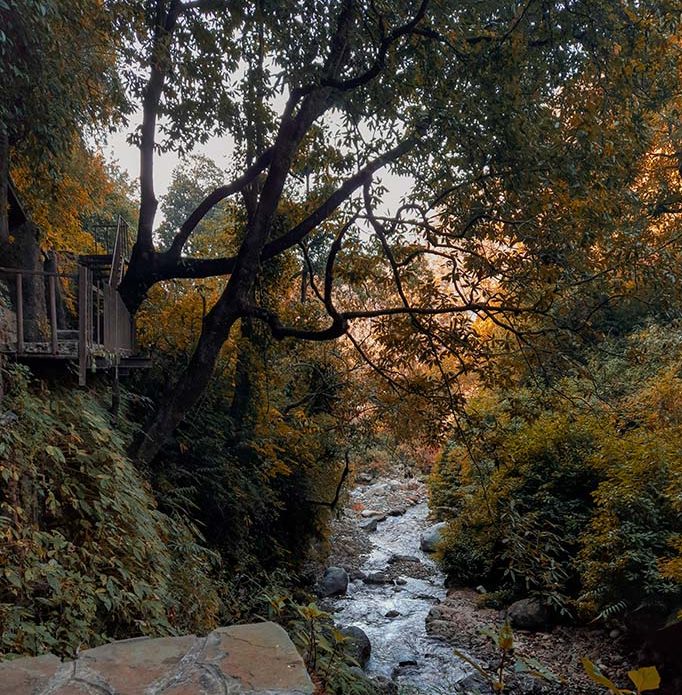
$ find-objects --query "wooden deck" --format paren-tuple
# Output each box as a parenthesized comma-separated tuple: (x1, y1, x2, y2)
(0, 218, 148, 383)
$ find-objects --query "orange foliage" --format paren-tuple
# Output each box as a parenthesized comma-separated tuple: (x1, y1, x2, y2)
(12, 139, 116, 253)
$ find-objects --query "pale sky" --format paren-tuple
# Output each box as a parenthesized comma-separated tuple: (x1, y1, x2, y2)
(104, 127, 238, 224)
(104, 121, 412, 228)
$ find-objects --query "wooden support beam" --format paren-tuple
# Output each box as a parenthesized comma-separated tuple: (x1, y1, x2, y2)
(15, 272, 23, 353)
(78, 265, 87, 386)
(48, 274, 58, 354)
(96, 281, 101, 345)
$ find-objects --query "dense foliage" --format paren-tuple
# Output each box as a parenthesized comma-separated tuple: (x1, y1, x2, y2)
(0, 365, 221, 657)
(430, 323, 682, 625)
(2, 3, 682, 686)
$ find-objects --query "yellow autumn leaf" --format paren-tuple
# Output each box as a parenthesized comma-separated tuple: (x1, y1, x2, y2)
(628, 666, 660, 692)
(499, 623, 514, 651)
(581, 658, 624, 694)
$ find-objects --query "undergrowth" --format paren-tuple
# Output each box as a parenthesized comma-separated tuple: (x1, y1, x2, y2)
(0, 364, 221, 657)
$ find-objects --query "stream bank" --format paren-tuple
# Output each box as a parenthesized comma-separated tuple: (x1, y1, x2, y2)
(318, 476, 640, 695)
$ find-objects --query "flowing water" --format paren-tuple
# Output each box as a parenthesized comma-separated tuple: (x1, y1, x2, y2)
(328, 489, 471, 690)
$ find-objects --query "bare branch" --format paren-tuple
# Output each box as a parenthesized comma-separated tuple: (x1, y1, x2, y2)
(247, 306, 348, 341)
(323, 217, 355, 316)
(295, 0, 430, 96)
(306, 451, 351, 509)
(179, 0, 229, 11)
(262, 138, 415, 260)
(341, 303, 528, 320)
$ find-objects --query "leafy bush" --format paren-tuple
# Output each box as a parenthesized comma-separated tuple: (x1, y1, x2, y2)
(0, 365, 221, 657)
(431, 323, 682, 623)
(433, 399, 598, 615)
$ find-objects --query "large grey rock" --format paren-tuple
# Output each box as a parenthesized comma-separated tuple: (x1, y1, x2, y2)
(508, 597, 550, 631)
(0, 622, 313, 694)
(341, 626, 372, 668)
(319, 566, 349, 597)
(420, 522, 448, 552)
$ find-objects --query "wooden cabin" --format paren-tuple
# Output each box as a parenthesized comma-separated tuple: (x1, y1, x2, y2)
(0, 186, 147, 384)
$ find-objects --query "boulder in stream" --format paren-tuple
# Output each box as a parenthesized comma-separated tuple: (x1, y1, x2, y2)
(318, 567, 349, 597)
(391, 651, 419, 678)
(360, 518, 379, 532)
(388, 553, 420, 564)
(341, 626, 371, 667)
(372, 675, 398, 695)
(420, 522, 448, 553)
(361, 509, 386, 519)
(364, 571, 392, 584)
(397, 652, 418, 667)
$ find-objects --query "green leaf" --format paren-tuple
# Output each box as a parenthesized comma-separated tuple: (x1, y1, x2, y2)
(628, 667, 660, 692)
(5, 568, 22, 588)
(515, 655, 562, 683)
(45, 445, 66, 463)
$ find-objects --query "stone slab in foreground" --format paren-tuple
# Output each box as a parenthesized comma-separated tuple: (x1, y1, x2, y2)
(0, 621, 313, 695)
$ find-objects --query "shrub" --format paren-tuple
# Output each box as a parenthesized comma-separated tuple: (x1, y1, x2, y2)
(431, 323, 682, 623)
(0, 365, 221, 657)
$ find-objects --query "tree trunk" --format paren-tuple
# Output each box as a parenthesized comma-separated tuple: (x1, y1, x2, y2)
(4, 222, 48, 342)
(229, 316, 269, 441)
(130, 301, 241, 465)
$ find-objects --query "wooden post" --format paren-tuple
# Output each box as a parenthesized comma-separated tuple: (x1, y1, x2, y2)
(111, 362, 120, 423)
(95, 281, 101, 345)
(87, 270, 93, 349)
(48, 274, 58, 354)
(78, 265, 87, 386)
(114, 289, 119, 352)
(15, 272, 23, 353)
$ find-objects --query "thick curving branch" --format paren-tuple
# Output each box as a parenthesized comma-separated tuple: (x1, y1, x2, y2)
(246, 305, 348, 341)
(294, 0, 430, 97)
(166, 147, 274, 259)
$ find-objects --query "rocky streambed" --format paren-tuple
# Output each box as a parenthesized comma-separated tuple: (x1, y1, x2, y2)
(318, 478, 473, 690)
(316, 477, 640, 695)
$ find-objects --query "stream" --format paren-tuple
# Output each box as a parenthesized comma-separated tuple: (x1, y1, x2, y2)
(326, 481, 471, 690)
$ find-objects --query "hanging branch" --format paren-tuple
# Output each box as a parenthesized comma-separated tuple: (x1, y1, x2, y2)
(306, 451, 351, 509)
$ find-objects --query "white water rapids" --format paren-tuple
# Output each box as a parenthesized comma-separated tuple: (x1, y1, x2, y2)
(327, 486, 472, 689)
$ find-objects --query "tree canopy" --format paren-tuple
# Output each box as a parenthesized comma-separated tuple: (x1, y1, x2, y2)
(2, 2, 682, 680)
(5, 1, 681, 463)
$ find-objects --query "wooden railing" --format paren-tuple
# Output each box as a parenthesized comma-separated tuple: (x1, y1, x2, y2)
(88, 215, 131, 259)
(1, 264, 134, 385)
(0, 266, 78, 356)
(108, 216, 129, 287)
